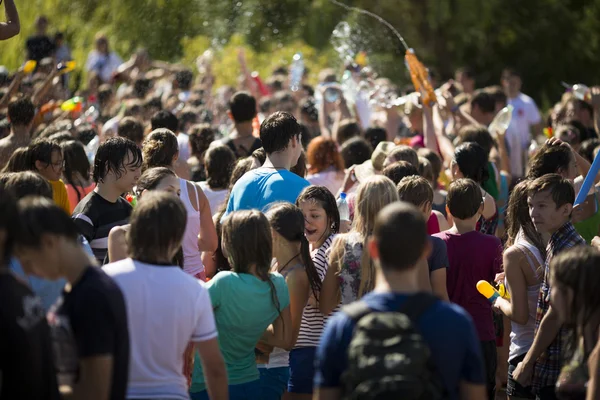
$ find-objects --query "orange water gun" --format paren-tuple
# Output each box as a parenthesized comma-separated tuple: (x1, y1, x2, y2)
(404, 49, 436, 108)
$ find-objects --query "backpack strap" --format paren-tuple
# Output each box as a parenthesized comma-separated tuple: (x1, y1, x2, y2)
(342, 300, 372, 322)
(397, 293, 439, 322)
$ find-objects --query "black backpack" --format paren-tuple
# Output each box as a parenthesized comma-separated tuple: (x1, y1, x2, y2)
(340, 293, 445, 400)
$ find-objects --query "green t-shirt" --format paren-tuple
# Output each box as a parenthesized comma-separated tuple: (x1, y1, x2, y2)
(190, 271, 290, 392)
(482, 162, 499, 200)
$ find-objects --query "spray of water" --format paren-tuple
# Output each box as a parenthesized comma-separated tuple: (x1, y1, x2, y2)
(329, 0, 410, 51)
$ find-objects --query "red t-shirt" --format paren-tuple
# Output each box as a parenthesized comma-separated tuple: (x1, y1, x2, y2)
(433, 230, 503, 341)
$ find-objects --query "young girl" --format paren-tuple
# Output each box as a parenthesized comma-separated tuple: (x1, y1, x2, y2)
(61, 140, 95, 213)
(142, 128, 217, 280)
(492, 180, 545, 400)
(258, 203, 322, 400)
(190, 210, 291, 400)
(103, 192, 228, 400)
(28, 138, 71, 214)
(320, 175, 405, 315)
(291, 185, 340, 399)
(107, 167, 181, 263)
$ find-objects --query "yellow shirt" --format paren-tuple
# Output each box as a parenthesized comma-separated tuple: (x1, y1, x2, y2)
(50, 179, 71, 215)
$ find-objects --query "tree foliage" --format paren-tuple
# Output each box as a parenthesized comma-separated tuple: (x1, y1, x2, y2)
(3, 0, 600, 107)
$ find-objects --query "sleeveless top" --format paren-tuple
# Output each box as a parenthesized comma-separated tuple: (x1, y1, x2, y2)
(508, 232, 543, 361)
(179, 178, 203, 276)
(338, 231, 364, 305)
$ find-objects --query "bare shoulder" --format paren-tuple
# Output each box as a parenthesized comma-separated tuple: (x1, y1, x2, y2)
(503, 245, 526, 269)
(109, 225, 129, 239)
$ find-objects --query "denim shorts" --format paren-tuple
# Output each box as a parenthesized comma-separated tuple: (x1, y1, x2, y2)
(506, 353, 535, 399)
(288, 347, 316, 394)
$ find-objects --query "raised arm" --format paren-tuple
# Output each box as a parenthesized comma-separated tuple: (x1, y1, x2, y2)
(0, 0, 20, 40)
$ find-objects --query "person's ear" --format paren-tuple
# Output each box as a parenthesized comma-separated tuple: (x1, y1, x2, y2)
(227, 111, 234, 121)
(367, 237, 379, 262)
(34, 160, 45, 172)
(562, 203, 573, 219)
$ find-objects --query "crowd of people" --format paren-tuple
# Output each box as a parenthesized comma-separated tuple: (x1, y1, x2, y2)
(4, 6, 600, 400)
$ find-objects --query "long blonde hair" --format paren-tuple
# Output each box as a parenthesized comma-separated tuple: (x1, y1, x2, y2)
(353, 175, 399, 297)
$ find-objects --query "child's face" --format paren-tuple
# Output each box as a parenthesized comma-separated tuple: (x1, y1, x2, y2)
(300, 199, 329, 246)
(528, 189, 571, 234)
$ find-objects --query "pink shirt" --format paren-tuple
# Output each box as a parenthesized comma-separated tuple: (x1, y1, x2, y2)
(65, 183, 95, 213)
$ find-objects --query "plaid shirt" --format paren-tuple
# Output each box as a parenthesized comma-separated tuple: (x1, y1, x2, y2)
(531, 222, 586, 392)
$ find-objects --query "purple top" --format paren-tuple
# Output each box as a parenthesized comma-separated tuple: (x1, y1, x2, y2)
(433, 230, 503, 341)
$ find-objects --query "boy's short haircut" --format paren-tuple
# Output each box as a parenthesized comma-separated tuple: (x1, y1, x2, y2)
(387, 145, 419, 168)
(7, 97, 35, 127)
(417, 148, 443, 183)
(382, 161, 418, 185)
(93, 137, 143, 183)
(484, 85, 507, 106)
(447, 178, 483, 220)
(527, 173, 575, 209)
(229, 91, 257, 123)
(335, 119, 361, 145)
(373, 202, 427, 271)
(458, 125, 495, 156)
(470, 90, 496, 115)
(117, 117, 144, 144)
(396, 175, 434, 208)
(151, 110, 179, 132)
(259, 111, 300, 155)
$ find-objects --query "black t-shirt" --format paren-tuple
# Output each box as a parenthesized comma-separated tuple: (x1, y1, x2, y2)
(224, 136, 262, 159)
(0, 270, 60, 400)
(26, 35, 55, 61)
(47, 267, 129, 400)
(72, 192, 133, 265)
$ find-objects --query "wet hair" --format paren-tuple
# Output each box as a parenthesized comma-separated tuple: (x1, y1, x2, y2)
(221, 210, 280, 311)
(578, 139, 600, 164)
(291, 152, 307, 178)
(417, 148, 443, 183)
(142, 129, 179, 171)
(188, 124, 215, 157)
(373, 202, 428, 271)
(527, 174, 575, 209)
(364, 127, 387, 151)
(447, 178, 483, 220)
(14, 196, 79, 249)
(470, 90, 496, 115)
(505, 179, 546, 258)
(306, 136, 344, 174)
(340, 136, 373, 168)
(1, 171, 53, 199)
(8, 97, 35, 126)
(260, 111, 301, 154)
(118, 117, 144, 145)
(93, 137, 143, 183)
(134, 167, 177, 198)
(151, 110, 179, 132)
(335, 119, 361, 145)
(266, 203, 321, 299)
(28, 138, 61, 170)
(205, 145, 235, 190)
(458, 125, 495, 156)
(296, 185, 340, 236)
(61, 141, 91, 203)
(47, 131, 74, 144)
(0, 188, 18, 264)
(453, 142, 489, 185)
(2, 147, 31, 173)
(387, 145, 419, 168)
(527, 143, 573, 179)
(382, 161, 419, 184)
(128, 192, 187, 265)
(397, 175, 434, 208)
(550, 246, 600, 359)
(229, 91, 257, 123)
(251, 147, 267, 166)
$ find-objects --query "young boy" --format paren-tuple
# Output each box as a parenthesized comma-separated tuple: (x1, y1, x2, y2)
(433, 178, 503, 400)
(28, 138, 71, 214)
(315, 202, 486, 400)
(72, 137, 142, 265)
(512, 174, 585, 399)
(397, 175, 449, 301)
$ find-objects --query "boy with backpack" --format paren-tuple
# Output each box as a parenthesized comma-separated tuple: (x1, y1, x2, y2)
(433, 178, 503, 400)
(314, 201, 486, 400)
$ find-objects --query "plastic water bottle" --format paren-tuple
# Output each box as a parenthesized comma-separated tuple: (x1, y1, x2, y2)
(572, 84, 591, 101)
(289, 53, 304, 92)
(488, 104, 514, 135)
(337, 192, 350, 222)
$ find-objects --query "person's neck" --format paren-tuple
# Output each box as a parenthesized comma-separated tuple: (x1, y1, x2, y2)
(60, 242, 92, 285)
(507, 91, 520, 100)
(262, 153, 292, 171)
(451, 217, 478, 234)
(373, 265, 420, 294)
(95, 182, 123, 203)
(548, 219, 571, 237)
(311, 232, 331, 252)
(11, 126, 30, 140)
(234, 122, 254, 138)
(274, 245, 301, 272)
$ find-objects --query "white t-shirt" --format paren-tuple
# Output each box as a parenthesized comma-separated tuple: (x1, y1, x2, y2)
(506, 93, 542, 177)
(198, 182, 228, 217)
(177, 133, 190, 162)
(103, 258, 217, 399)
